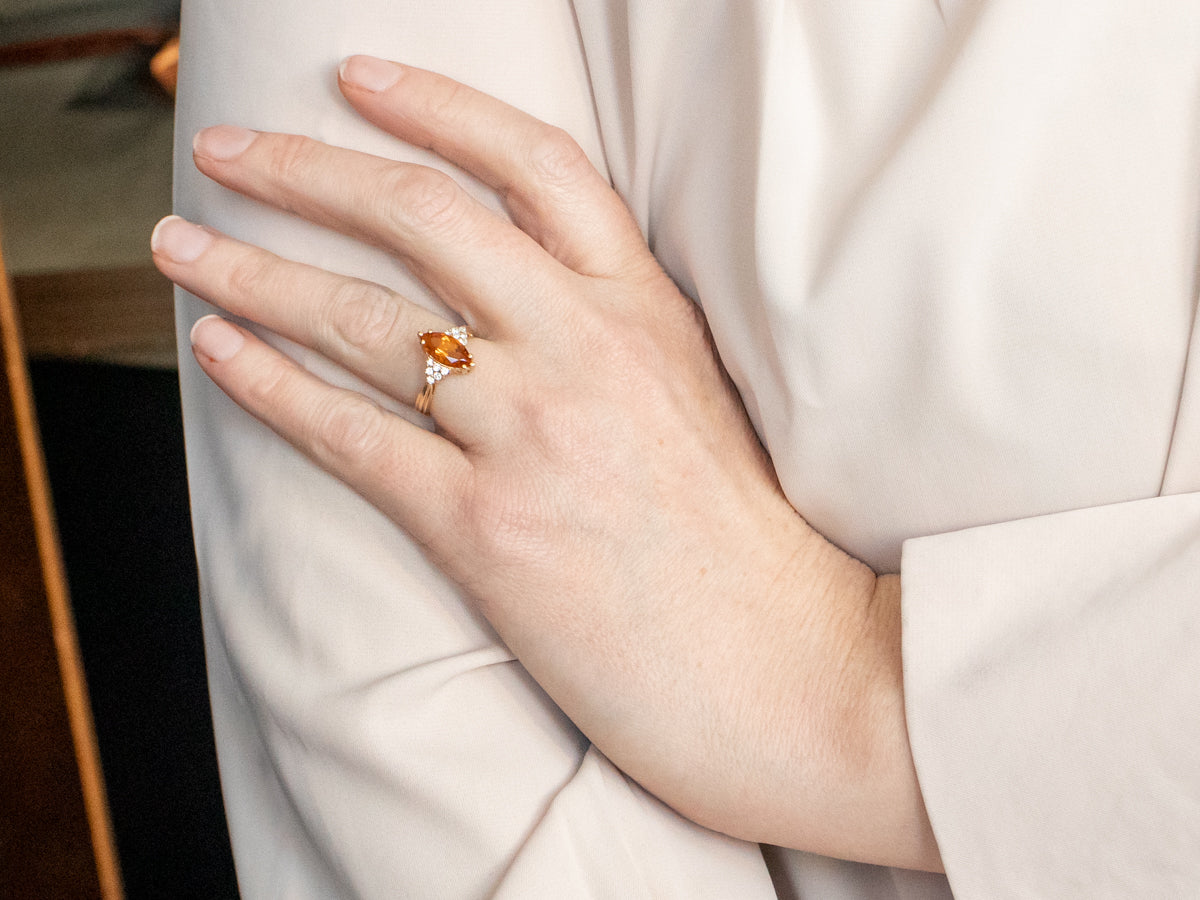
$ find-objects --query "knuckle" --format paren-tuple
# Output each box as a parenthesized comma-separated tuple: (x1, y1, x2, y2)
(265, 133, 321, 184)
(574, 304, 640, 370)
(243, 354, 294, 409)
(466, 484, 553, 564)
(225, 249, 271, 300)
(384, 166, 465, 235)
(310, 394, 389, 463)
(527, 126, 592, 189)
(327, 282, 404, 357)
(422, 80, 471, 129)
(530, 404, 600, 467)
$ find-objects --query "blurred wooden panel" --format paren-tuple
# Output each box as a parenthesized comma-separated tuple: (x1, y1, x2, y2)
(12, 264, 176, 368)
(150, 35, 179, 97)
(0, 27, 173, 68)
(0, 239, 124, 898)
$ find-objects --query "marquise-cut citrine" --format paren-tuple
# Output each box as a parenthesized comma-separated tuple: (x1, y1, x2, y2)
(420, 331, 472, 369)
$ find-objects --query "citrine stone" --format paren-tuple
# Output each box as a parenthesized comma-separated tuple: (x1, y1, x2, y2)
(420, 331, 472, 369)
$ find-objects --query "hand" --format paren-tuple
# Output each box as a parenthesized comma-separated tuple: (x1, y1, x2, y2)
(152, 55, 940, 871)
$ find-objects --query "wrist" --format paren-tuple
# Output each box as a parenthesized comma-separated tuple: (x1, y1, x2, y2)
(734, 536, 940, 870)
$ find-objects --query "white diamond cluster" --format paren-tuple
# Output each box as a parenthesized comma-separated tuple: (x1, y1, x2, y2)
(425, 361, 448, 384)
(424, 326, 470, 385)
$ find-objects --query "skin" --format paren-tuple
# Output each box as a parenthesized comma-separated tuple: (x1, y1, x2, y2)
(152, 55, 942, 872)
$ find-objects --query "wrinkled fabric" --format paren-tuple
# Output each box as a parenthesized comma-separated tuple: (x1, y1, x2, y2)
(175, 1, 1200, 896)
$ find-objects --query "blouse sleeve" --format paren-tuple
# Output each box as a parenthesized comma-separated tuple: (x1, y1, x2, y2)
(173, 1, 777, 896)
(903, 489, 1200, 897)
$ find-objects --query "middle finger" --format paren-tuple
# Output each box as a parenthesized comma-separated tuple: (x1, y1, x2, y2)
(191, 125, 563, 339)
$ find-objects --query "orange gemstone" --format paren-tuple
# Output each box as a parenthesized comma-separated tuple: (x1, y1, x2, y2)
(420, 331, 472, 369)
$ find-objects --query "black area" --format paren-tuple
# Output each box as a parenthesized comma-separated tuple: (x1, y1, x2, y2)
(29, 360, 239, 900)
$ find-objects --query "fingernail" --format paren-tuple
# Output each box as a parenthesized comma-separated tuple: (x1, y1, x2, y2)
(339, 55, 402, 92)
(151, 215, 213, 263)
(190, 315, 245, 362)
(193, 124, 258, 160)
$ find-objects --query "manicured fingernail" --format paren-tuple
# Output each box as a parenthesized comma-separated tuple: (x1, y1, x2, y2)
(193, 125, 258, 160)
(190, 315, 244, 362)
(151, 215, 213, 263)
(339, 55, 402, 92)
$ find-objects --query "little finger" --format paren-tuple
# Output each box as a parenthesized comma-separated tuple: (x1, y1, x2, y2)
(187, 313, 471, 545)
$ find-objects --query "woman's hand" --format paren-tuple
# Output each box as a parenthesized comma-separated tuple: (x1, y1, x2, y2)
(152, 55, 940, 871)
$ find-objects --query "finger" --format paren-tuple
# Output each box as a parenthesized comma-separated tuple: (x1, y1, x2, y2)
(187, 313, 471, 543)
(191, 125, 561, 338)
(337, 56, 652, 279)
(153, 215, 508, 441)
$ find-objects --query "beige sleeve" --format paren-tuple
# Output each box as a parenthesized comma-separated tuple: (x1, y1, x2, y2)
(174, 1, 775, 897)
(903, 489, 1200, 897)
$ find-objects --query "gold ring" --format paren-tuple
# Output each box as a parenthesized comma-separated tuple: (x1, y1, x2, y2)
(415, 326, 473, 415)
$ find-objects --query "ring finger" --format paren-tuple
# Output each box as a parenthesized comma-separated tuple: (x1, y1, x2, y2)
(152, 214, 508, 442)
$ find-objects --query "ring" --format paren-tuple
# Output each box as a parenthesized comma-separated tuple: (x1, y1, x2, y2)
(415, 326, 474, 415)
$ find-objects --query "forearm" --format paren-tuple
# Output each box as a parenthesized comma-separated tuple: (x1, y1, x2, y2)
(683, 558, 938, 871)
(582, 532, 939, 871)
(481, 479, 940, 871)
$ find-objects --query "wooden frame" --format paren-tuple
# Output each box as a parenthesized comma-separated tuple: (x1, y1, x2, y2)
(0, 233, 124, 898)
(12, 265, 176, 368)
(0, 26, 173, 68)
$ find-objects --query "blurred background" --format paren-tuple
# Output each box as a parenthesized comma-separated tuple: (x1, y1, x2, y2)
(2, 1, 238, 896)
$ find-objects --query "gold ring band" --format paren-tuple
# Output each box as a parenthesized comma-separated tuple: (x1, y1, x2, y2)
(415, 326, 473, 416)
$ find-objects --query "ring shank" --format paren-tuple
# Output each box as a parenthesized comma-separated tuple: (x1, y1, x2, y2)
(415, 380, 436, 416)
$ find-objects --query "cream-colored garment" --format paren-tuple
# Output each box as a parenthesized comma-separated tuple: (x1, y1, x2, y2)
(174, 1, 1200, 896)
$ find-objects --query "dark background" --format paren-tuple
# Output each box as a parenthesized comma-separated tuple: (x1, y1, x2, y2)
(31, 360, 239, 899)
